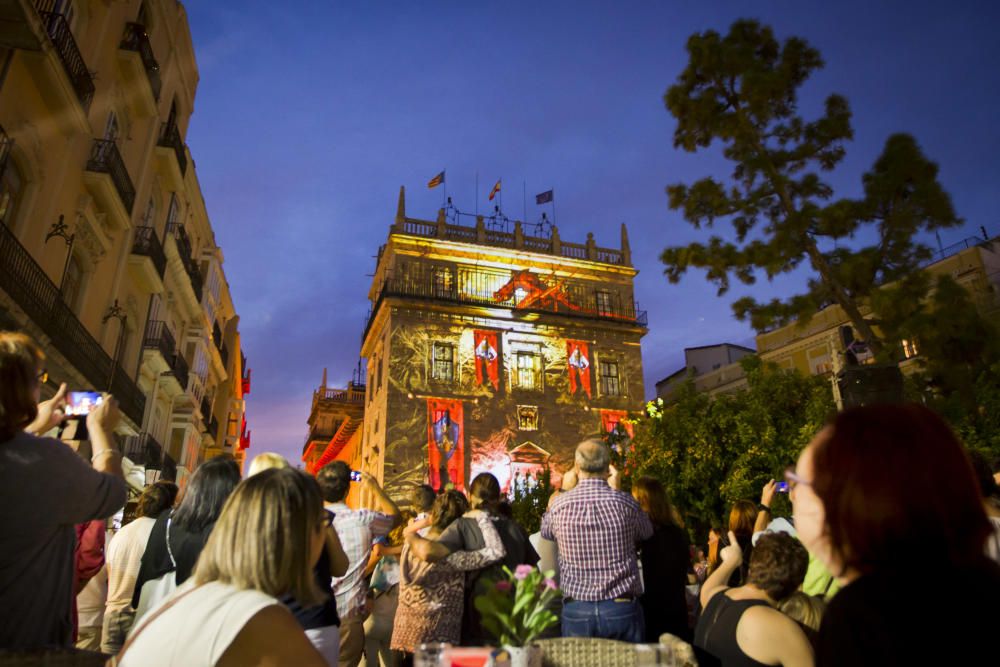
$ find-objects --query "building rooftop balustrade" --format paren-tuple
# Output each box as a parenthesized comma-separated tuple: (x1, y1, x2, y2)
(0, 221, 145, 425)
(119, 22, 161, 101)
(314, 386, 367, 404)
(33, 2, 94, 111)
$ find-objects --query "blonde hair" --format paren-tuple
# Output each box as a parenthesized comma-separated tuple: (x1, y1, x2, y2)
(0, 332, 45, 441)
(247, 451, 290, 477)
(194, 467, 324, 606)
(778, 591, 826, 631)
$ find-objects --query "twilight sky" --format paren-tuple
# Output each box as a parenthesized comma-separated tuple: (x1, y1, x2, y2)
(183, 0, 1000, 465)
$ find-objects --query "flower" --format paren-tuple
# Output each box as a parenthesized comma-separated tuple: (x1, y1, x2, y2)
(475, 566, 562, 647)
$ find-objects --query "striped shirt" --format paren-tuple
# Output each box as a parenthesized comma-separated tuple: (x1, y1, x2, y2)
(541, 478, 653, 601)
(328, 502, 395, 618)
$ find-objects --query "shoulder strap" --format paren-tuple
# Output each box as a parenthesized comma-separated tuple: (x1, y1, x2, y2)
(107, 585, 200, 666)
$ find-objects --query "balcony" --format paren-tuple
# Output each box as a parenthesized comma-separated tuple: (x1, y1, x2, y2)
(157, 122, 187, 178)
(119, 22, 161, 103)
(141, 319, 188, 391)
(128, 226, 166, 292)
(124, 433, 177, 481)
(85, 139, 135, 217)
(33, 2, 94, 112)
(201, 396, 213, 429)
(362, 267, 648, 343)
(0, 221, 145, 426)
(166, 222, 203, 303)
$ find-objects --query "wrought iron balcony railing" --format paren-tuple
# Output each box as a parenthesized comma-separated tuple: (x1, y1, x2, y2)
(143, 319, 175, 361)
(157, 122, 187, 176)
(87, 139, 136, 214)
(0, 221, 145, 425)
(119, 22, 161, 101)
(131, 226, 166, 280)
(168, 349, 190, 391)
(33, 2, 95, 111)
(123, 432, 164, 467)
(166, 222, 203, 302)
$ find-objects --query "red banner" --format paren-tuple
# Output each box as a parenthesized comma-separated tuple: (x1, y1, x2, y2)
(474, 330, 500, 390)
(600, 409, 633, 437)
(567, 340, 592, 398)
(427, 399, 465, 491)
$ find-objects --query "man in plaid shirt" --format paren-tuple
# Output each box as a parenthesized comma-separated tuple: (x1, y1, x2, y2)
(317, 461, 400, 666)
(541, 438, 653, 642)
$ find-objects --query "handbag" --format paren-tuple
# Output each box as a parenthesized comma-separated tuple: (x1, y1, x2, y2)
(133, 516, 178, 622)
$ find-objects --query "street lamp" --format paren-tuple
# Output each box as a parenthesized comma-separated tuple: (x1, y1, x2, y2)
(103, 299, 127, 392)
(44, 214, 75, 291)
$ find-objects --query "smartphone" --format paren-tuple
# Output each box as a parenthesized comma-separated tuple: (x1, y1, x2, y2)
(776, 481, 790, 493)
(66, 391, 103, 417)
(350, 470, 363, 482)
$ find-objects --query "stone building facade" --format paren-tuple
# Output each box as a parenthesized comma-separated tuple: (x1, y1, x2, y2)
(358, 188, 648, 499)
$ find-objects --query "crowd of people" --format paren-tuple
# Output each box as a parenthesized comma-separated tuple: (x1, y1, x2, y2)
(2, 329, 1000, 666)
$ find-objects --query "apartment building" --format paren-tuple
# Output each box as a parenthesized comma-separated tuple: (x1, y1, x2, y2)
(0, 0, 248, 486)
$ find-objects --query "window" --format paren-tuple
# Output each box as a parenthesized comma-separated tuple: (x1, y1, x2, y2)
(515, 352, 542, 390)
(62, 254, 85, 313)
(431, 343, 454, 382)
(600, 360, 621, 397)
(433, 266, 454, 298)
(0, 157, 24, 227)
(517, 405, 538, 431)
(902, 339, 920, 359)
(595, 290, 613, 316)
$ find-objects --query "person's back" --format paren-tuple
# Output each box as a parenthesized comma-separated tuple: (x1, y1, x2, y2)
(817, 559, 1000, 666)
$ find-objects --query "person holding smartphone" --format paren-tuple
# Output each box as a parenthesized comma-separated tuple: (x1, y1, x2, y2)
(0, 332, 127, 650)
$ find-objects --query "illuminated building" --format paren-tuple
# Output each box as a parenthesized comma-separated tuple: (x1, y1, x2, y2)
(0, 1, 248, 487)
(302, 367, 366, 504)
(358, 188, 648, 498)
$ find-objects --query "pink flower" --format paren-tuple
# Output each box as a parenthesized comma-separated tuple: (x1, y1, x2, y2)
(544, 578, 558, 590)
(495, 580, 512, 593)
(514, 565, 535, 580)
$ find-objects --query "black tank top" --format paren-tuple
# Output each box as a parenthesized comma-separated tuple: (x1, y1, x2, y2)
(694, 592, 771, 667)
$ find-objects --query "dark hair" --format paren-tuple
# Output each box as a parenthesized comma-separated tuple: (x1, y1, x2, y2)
(411, 483, 436, 512)
(431, 489, 469, 530)
(138, 481, 179, 518)
(632, 476, 676, 526)
(171, 455, 241, 532)
(729, 500, 757, 537)
(813, 403, 991, 575)
(316, 461, 351, 503)
(496, 500, 513, 519)
(0, 332, 45, 441)
(469, 473, 501, 511)
(968, 450, 999, 501)
(747, 533, 809, 601)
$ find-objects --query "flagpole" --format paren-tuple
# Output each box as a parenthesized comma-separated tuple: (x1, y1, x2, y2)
(522, 181, 527, 224)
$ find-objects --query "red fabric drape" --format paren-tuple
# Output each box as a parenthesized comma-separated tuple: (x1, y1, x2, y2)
(474, 330, 500, 390)
(567, 340, 592, 398)
(427, 398, 464, 491)
(600, 409, 633, 437)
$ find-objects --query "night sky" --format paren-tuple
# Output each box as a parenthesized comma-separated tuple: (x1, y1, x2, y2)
(183, 0, 1000, 465)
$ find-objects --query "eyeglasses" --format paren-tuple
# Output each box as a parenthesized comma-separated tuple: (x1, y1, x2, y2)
(784, 469, 813, 490)
(36, 369, 49, 384)
(317, 509, 334, 529)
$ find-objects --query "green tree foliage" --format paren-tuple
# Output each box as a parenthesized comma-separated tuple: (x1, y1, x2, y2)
(509, 468, 553, 534)
(633, 356, 835, 541)
(661, 20, 961, 355)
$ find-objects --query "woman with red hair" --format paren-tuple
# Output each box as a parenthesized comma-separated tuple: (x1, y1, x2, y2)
(790, 403, 1000, 666)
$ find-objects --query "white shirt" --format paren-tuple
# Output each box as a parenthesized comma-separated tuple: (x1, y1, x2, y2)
(106, 516, 157, 608)
(120, 581, 277, 666)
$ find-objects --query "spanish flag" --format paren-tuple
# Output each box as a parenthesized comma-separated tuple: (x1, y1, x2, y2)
(428, 171, 445, 189)
(488, 179, 501, 201)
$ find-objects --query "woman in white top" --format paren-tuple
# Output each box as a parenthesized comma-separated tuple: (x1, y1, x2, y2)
(115, 467, 331, 666)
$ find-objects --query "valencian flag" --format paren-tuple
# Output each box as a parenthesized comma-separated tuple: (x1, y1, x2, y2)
(566, 340, 592, 398)
(474, 330, 500, 391)
(489, 179, 501, 201)
(427, 171, 445, 189)
(601, 409, 634, 438)
(427, 398, 464, 491)
(535, 189, 553, 205)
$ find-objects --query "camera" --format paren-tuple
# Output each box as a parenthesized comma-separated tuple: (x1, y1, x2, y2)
(776, 481, 789, 493)
(350, 470, 362, 482)
(66, 391, 103, 417)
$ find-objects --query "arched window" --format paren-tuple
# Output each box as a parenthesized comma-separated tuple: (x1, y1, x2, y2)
(0, 157, 25, 228)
